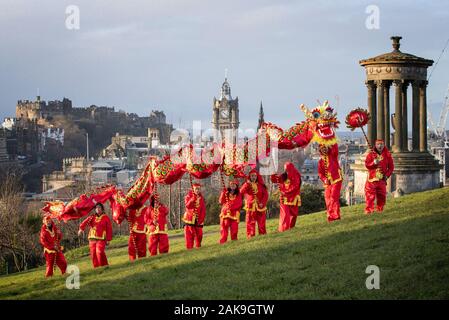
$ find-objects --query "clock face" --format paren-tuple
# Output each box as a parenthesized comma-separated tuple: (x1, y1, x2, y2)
(220, 109, 229, 119)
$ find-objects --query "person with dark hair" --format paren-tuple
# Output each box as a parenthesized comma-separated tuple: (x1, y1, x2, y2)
(40, 215, 67, 277)
(182, 183, 206, 249)
(78, 203, 113, 268)
(271, 162, 302, 232)
(218, 179, 243, 244)
(144, 194, 169, 256)
(364, 139, 394, 214)
(240, 169, 268, 238)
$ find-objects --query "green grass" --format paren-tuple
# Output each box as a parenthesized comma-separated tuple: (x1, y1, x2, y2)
(1, 187, 449, 299)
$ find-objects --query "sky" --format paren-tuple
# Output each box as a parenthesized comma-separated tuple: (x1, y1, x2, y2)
(0, 0, 448, 132)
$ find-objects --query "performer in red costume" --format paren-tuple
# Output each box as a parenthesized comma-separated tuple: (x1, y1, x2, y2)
(40, 215, 67, 277)
(144, 194, 170, 255)
(218, 179, 243, 244)
(318, 143, 343, 222)
(271, 162, 302, 232)
(182, 183, 206, 249)
(78, 203, 113, 268)
(127, 207, 147, 261)
(364, 139, 394, 214)
(240, 169, 268, 238)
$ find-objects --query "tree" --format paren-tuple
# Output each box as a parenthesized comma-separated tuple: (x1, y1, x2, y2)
(300, 185, 327, 214)
(204, 193, 221, 225)
(266, 184, 329, 216)
(0, 165, 41, 274)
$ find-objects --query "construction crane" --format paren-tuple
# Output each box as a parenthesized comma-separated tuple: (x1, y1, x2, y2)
(426, 37, 449, 140)
(429, 85, 449, 186)
(435, 85, 449, 140)
(427, 108, 438, 138)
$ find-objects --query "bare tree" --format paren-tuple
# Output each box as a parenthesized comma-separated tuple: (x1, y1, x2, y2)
(0, 165, 41, 273)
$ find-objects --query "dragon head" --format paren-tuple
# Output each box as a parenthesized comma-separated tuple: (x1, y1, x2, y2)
(300, 100, 339, 146)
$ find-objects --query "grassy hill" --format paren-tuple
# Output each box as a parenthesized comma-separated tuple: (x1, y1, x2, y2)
(1, 187, 449, 299)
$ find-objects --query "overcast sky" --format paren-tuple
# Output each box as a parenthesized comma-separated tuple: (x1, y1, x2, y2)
(0, 0, 448, 131)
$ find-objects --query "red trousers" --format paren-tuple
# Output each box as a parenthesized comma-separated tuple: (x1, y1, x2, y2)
(89, 240, 108, 268)
(365, 180, 387, 213)
(245, 211, 267, 238)
(278, 204, 298, 232)
(128, 233, 147, 261)
(184, 225, 203, 249)
(149, 233, 169, 256)
(219, 218, 239, 244)
(44, 251, 67, 277)
(324, 181, 342, 222)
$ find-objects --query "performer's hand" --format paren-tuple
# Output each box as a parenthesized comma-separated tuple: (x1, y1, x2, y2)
(323, 179, 329, 185)
(374, 159, 380, 165)
(281, 172, 288, 181)
(77, 229, 82, 236)
(106, 241, 109, 246)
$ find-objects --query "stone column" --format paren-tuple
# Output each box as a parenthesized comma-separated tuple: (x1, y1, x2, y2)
(377, 80, 385, 141)
(393, 80, 403, 153)
(401, 81, 409, 151)
(412, 81, 420, 152)
(384, 81, 391, 148)
(419, 81, 428, 152)
(366, 81, 377, 147)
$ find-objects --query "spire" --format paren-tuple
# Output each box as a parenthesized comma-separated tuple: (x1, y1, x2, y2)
(257, 101, 265, 130)
(220, 76, 232, 101)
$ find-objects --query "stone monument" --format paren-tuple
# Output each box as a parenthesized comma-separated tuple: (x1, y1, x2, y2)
(352, 36, 442, 196)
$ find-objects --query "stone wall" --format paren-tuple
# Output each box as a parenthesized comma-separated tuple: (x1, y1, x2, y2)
(352, 152, 442, 197)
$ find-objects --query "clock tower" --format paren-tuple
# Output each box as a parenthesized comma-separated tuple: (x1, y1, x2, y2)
(212, 77, 239, 143)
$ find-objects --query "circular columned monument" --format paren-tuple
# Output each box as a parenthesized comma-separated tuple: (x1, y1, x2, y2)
(352, 36, 442, 196)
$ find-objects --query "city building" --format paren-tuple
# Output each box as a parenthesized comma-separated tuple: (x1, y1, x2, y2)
(212, 77, 239, 143)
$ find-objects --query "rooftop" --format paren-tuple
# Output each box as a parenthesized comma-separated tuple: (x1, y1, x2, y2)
(360, 36, 433, 67)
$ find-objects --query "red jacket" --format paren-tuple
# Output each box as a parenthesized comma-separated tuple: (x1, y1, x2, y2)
(80, 214, 113, 241)
(183, 191, 206, 226)
(144, 204, 169, 235)
(271, 162, 302, 206)
(365, 147, 394, 182)
(219, 189, 243, 221)
(240, 169, 268, 212)
(318, 144, 342, 185)
(128, 208, 147, 234)
(40, 221, 63, 253)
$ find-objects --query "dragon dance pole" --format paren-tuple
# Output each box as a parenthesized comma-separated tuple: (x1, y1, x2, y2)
(360, 126, 374, 151)
(188, 174, 193, 189)
(219, 168, 230, 203)
(345, 108, 373, 152)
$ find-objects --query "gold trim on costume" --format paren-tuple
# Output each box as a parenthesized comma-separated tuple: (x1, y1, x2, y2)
(88, 228, 106, 240)
(244, 201, 267, 212)
(148, 223, 168, 235)
(220, 211, 240, 221)
(281, 194, 302, 206)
